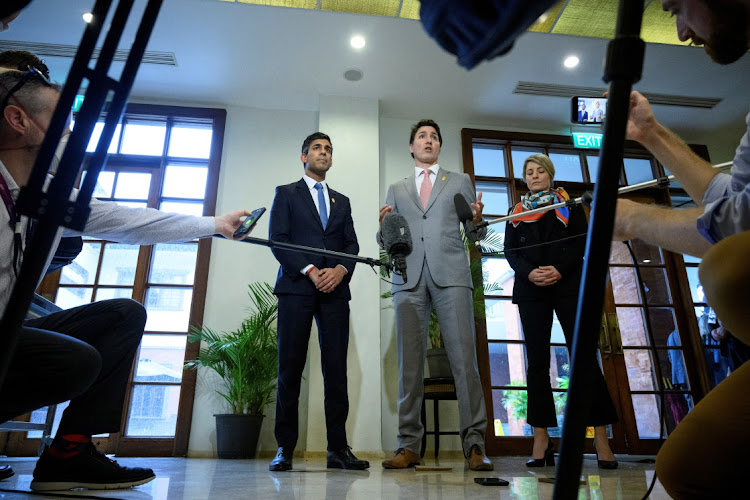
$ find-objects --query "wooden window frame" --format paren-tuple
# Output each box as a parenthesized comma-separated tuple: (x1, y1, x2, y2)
(461, 127, 711, 455)
(31, 104, 226, 457)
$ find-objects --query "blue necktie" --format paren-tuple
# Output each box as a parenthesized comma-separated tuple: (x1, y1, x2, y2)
(314, 183, 328, 229)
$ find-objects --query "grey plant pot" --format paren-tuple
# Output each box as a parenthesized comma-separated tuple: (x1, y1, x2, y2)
(214, 413, 264, 459)
(426, 348, 453, 378)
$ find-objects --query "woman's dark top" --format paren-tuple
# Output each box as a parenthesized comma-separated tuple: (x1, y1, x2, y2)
(504, 204, 588, 303)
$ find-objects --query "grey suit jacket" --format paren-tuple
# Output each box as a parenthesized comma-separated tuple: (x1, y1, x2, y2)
(378, 167, 484, 293)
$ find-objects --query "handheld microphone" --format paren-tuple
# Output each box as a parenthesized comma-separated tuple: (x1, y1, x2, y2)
(454, 193, 487, 246)
(381, 213, 413, 283)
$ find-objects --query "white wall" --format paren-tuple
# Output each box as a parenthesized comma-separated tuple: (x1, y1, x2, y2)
(188, 105, 318, 457)
(695, 122, 746, 167)
(307, 95, 382, 452)
(188, 97, 385, 456)
(188, 101, 745, 457)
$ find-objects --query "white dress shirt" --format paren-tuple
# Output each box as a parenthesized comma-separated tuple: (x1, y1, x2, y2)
(299, 174, 346, 276)
(302, 174, 330, 219)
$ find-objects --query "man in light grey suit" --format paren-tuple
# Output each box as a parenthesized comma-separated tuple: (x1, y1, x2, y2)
(378, 119, 493, 471)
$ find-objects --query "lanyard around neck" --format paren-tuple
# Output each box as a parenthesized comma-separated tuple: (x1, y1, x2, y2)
(0, 173, 16, 228)
(0, 173, 35, 276)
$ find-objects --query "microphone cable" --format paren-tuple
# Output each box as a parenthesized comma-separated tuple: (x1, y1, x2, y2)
(374, 249, 405, 286)
(372, 263, 404, 286)
(500, 233, 588, 254)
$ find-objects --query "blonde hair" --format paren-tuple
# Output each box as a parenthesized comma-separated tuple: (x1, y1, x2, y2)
(522, 154, 555, 185)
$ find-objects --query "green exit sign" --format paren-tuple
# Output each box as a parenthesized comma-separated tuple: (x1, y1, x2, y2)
(72, 94, 85, 112)
(573, 132, 603, 149)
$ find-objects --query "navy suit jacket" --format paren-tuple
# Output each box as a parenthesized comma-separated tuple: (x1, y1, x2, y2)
(269, 178, 359, 300)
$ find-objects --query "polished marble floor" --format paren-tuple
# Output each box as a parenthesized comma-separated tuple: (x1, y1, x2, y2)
(0, 454, 672, 499)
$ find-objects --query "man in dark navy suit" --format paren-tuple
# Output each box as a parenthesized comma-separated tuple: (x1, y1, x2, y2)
(268, 132, 367, 471)
(577, 102, 588, 122)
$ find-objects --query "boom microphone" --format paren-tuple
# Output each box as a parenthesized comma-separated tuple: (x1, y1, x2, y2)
(419, 0, 560, 69)
(0, 0, 32, 21)
(581, 191, 594, 207)
(381, 213, 413, 283)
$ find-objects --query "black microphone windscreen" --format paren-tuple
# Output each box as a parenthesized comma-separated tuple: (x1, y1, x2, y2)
(454, 193, 474, 222)
(381, 213, 413, 257)
(581, 191, 594, 206)
(0, 0, 31, 20)
(420, 0, 559, 69)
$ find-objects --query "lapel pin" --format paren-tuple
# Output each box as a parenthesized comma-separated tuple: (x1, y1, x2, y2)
(331, 198, 335, 203)
(441, 176, 446, 181)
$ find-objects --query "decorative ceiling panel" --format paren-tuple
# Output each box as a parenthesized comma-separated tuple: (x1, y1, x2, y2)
(219, 0, 691, 48)
(552, 0, 618, 39)
(528, 1, 565, 33)
(236, 0, 317, 8)
(641, 0, 687, 45)
(321, 0, 400, 16)
(399, 0, 420, 20)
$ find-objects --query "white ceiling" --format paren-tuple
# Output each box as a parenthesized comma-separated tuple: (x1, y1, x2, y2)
(5, 0, 750, 139)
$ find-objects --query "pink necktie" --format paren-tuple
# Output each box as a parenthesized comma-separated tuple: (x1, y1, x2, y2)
(420, 169, 432, 209)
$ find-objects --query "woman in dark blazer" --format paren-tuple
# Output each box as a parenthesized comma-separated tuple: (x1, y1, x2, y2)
(504, 154, 618, 469)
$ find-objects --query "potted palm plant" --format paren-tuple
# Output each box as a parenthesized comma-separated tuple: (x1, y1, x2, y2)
(185, 282, 278, 458)
(425, 307, 451, 377)
(501, 371, 569, 437)
(501, 381, 532, 436)
(381, 226, 504, 378)
(427, 226, 504, 377)
(502, 381, 528, 419)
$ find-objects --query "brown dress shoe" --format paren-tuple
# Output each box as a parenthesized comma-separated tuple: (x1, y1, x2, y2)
(467, 444, 494, 471)
(382, 448, 421, 469)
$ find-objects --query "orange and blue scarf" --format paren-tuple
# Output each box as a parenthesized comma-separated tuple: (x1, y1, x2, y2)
(510, 187, 570, 227)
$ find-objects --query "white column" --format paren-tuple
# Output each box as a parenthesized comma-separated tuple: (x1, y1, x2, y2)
(303, 95, 383, 453)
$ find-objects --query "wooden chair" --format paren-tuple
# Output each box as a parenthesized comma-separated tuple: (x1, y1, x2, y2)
(420, 377, 459, 458)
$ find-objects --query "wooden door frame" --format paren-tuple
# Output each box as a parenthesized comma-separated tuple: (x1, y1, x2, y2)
(597, 192, 710, 456)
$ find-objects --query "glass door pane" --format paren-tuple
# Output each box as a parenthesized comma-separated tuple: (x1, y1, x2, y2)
(473, 144, 506, 178)
(607, 237, 697, 453)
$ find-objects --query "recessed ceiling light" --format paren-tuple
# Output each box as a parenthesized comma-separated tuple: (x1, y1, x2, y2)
(643, 259, 651, 263)
(564, 55, 580, 68)
(350, 35, 366, 49)
(344, 69, 363, 82)
(82, 12, 93, 23)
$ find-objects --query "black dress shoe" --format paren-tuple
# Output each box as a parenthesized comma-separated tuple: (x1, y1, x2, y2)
(0, 465, 14, 481)
(269, 447, 293, 471)
(327, 447, 370, 470)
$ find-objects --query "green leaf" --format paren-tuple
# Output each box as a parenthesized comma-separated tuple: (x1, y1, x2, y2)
(501, 380, 528, 421)
(185, 282, 279, 415)
(379, 225, 504, 350)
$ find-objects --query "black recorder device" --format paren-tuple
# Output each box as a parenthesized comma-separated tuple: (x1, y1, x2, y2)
(233, 207, 266, 239)
(474, 477, 509, 486)
(571, 96, 608, 125)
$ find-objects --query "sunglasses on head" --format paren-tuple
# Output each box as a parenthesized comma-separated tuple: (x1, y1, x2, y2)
(0, 67, 53, 111)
